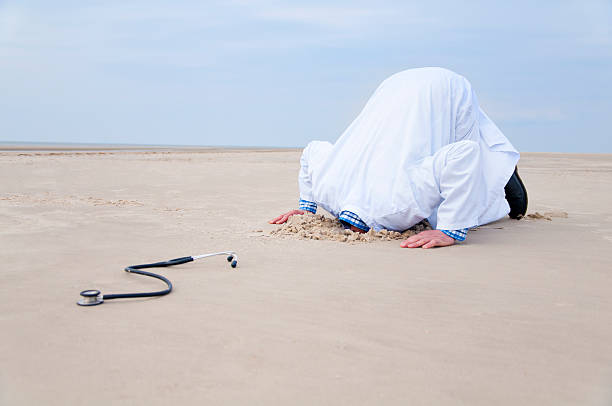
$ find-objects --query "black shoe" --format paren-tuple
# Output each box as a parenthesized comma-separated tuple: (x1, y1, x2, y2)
(504, 166, 528, 219)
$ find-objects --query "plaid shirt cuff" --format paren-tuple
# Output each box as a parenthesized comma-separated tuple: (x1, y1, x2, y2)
(338, 210, 370, 232)
(440, 228, 468, 241)
(298, 199, 318, 214)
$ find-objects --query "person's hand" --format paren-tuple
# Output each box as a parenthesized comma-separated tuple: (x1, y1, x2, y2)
(400, 230, 455, 249)
(269, 209, 306, 224)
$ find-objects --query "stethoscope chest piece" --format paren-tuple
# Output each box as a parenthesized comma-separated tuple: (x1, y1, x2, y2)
(77, 289, 104, 306)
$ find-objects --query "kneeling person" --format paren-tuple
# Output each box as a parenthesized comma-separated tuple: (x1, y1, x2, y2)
(270, 67, 528, 248)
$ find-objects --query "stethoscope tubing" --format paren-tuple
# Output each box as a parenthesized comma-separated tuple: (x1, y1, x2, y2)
(102, 256, 193, 300)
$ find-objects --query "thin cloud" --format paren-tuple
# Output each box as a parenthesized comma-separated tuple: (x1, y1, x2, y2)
(253, 6, 395, 28)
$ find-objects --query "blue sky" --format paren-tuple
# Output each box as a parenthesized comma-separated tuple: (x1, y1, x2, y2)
(0, 0, 610, 152)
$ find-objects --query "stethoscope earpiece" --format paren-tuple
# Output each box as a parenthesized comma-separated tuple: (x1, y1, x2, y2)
(226, 255, 238, 268)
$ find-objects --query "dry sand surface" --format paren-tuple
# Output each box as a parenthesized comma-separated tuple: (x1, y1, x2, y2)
(1, 147, 611, 405)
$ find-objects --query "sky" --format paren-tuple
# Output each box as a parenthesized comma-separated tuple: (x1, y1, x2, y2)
(0, 0, 610, 152)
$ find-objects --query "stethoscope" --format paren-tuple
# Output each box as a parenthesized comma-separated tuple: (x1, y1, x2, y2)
(77, 251, 238, 306)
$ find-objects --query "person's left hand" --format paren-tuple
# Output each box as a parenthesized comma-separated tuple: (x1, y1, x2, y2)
(400, 230, 455, 249)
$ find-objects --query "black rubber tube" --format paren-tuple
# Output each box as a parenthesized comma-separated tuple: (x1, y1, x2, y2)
(102, 256, 193, 301)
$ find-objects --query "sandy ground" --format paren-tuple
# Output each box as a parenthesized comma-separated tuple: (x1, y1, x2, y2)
(1, 147, 611, 405)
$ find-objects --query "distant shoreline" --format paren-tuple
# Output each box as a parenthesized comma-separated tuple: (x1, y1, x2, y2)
(0, 142, 301, 153)
(0, 142, 609, 157)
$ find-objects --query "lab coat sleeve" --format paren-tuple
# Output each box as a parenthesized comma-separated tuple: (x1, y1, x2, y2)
(298, 146, 315, 202)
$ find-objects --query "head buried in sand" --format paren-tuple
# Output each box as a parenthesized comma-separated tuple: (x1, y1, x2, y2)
(270, 213, 431, 243)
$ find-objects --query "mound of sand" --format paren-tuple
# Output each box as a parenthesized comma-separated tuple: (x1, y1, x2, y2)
(527, 211, 569, 221)
(270, 213, 431, 242)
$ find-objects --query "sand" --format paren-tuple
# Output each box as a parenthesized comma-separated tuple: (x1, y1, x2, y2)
(526, 211, 569, 221)
(270, 213, 431, 242)
(269, 211, 568, 242)
(1, 147, 612, 405)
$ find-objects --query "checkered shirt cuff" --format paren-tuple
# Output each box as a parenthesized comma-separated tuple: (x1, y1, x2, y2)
(440, 228, 468, 242)
(298, 199, 317, 214)
(338, 210, 370, 232)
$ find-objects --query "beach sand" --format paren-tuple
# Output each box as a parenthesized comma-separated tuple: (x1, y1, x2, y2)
(1, 147, 611, 405)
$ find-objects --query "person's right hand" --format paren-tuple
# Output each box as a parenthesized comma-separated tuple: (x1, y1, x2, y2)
(269, 209, 305, 224)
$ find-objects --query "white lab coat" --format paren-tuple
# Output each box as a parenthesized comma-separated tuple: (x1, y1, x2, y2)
(299, 67, 519, 231)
